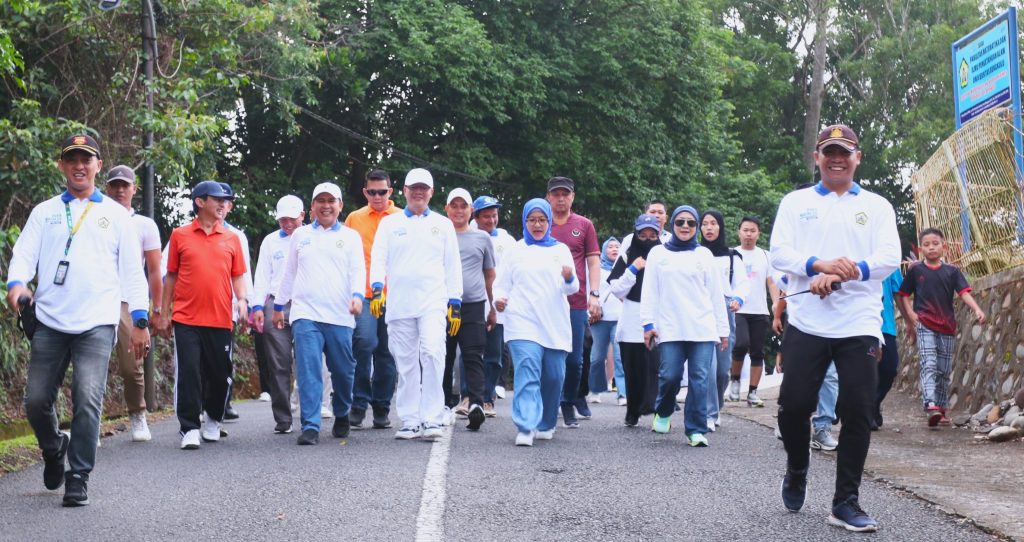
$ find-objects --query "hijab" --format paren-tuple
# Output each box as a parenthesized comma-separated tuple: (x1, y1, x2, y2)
(699, 209, 732, 257)
(663, 205, 700, 252)
(600, 237, 619, 271)
(521, 198, 558, 247)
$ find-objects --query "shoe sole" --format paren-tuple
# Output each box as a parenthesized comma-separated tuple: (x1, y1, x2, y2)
(395, 433, 421, 440)
(828, 514, 878, 532)
(373, 421, 393, 429)
(181, 443, 200, 450)
(274, 428, 294, 434)
(423, 431, 443, 439)
(747, 401, 765, 408)
(297, 440, 318, 445)
(62, 497, 89, 507)
(484, 411, 497, 418)
(201, 435, 220, 443)
(688, 439, 708, 447)
(927, 412, 942, 427)
(130, 434, 152, 442)
(810, 441, 837, 452)
(467, 409, 485, 431)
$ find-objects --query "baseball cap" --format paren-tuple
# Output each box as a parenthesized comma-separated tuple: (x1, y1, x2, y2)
(446, 188, 472, 206)
(61, 134, 101, 158)
(312, 182, 342, 200)
(816, 124, 859, 152)
(634, 214, 660, 232)
(105, 165, 136, 184)
(192, 180, 232, 200)
(472, 195, 502, 215)
(547, 176, 574, 193)
(405, 168, 434, 188)
(275, 195, 304, 219)
(218, 182, 236, 199)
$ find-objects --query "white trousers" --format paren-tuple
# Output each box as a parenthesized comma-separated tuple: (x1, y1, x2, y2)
(388, 311, 447, 427)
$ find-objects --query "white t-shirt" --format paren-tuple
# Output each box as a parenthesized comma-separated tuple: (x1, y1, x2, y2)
(734, 246, 771, 315)
(494, 241, 578, 352)
(130, 213, 162, 260)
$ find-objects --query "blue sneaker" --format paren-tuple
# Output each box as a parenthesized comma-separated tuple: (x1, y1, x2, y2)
(828, 497, 879, 532)
(573, 397, 592, 419)
(781, 467, 808, 512)
(687, 433, 708, 447)
(651, 414, 671, 434)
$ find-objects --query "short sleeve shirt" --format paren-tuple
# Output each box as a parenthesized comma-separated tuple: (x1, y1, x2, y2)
(131, 213, 162, 258)
(735, 246, 771, 315)
(550, 213, 599, 309)
(898, 262, 970, 335)
(456, 229, 496, 303)
(167, 219, 247, 329)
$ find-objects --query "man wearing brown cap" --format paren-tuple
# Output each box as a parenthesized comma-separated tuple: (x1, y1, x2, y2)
(6, 135, 150, 506)
(769, 124, 901, 532)
(104, 165, 163, 442)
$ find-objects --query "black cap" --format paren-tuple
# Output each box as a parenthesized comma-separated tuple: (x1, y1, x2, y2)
(61, 134, 101, 158)
(547, 176, 575, 193)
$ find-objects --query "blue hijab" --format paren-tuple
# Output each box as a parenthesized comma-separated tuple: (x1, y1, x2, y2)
(664, 205, 700, 252)
(522, 198, 559, 247)
(600, 237, 619, 271)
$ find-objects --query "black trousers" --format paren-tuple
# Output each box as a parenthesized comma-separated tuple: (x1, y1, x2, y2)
(577, 324, 593, 398)
(443, 301, 487, 408)
(777, 325, 878, 506)
(620, 341, 660, 419)
(174, 323, 234, 432)
(733, 313, 770, 367)
(875, 332, 899, 412)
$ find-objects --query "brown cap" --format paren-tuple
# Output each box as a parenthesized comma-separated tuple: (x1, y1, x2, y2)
(105, 165, 136, 184)
(61, 134, 101, 158)
(816, 124, 859, 152)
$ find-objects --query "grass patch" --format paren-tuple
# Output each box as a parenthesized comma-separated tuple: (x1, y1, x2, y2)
(0, 434, 39, 476)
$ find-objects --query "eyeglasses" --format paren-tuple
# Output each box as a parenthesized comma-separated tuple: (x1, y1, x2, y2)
(674, 219, 698, 228)
(366, 189, 389, 197)
(526, 217, 549, 225)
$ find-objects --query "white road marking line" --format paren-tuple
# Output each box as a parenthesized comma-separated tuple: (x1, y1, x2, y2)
(415, 425, 453, 542)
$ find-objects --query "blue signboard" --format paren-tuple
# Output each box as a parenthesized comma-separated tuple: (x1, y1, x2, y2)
(954, 19, 1012, 125)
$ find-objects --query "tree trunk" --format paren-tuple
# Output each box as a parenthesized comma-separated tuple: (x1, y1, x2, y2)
(347, 141, 368, 206)
(801, 0, 829, 180)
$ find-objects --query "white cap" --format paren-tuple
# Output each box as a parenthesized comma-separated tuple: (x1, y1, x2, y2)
(275, 195, 304, 219)
(446, 188, 472, 206)
(405, 168, 433, 188)
(312, 182, 342, 200)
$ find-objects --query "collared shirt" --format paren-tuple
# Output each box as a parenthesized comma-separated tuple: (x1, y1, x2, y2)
(275, 220, 365, 328)
(252, 229, 293, 310)
(224, 222, 254, 304)
(769, 181, 901, 341)
(7, 189, 148, 334)
(640, 245, 730, 343)
(166, 219, 246, 329)
(370, 208, 463, 321)
(345, 201, 400, 297)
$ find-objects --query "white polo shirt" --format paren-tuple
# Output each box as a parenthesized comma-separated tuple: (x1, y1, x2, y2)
(769, 182, 901, 341)
(7, 190, 148, 334)
(640, 245, 730, 343)
(252, 229, 293, 309)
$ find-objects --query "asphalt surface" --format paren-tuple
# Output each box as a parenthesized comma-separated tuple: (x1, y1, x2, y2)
(0, 393, 998, 541)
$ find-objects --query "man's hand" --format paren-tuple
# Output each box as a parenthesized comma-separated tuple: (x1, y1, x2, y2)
(588, 296, 602, 322)
(446, 303, 462, 337)
(349, 298, 362, 316)
(905, 322, 918, 345)
(130, 326, 151, 359)
(253, 309, 265, 334)
(152, 313, 171, 339)
(719, 337, 729, 352)
(6, 284, 29, 313)
(495, 298, 508, 312)
(644, 329, 659, 350)
(728, 299, 742, 312)
(486, 307, 497, 331)
(772, 316, 784, 336)
(370, 288, 385, 318)
(974, 308, 987, 325)
(809, 274, 842, 298)
(813, 257, 859, 281)
(235, 300, 249, 334)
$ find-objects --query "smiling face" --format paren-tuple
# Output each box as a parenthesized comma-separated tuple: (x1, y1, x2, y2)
(311, 193, 341, 226)
(700, 215, 720, 242)
(526, 209, 549, 241)
(475, 207, 499, 233)
(404, 184, 433, 213)
(673, 212, 697, 242)
(815, 145, 862, 187)
(278, 214, 304, 235)
(195, 196, 229, 221)
(58, 151, 103, 197)
(445, 198, 471, 229)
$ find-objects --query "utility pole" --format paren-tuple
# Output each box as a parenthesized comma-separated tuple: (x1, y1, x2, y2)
(141, 0, 157, 409)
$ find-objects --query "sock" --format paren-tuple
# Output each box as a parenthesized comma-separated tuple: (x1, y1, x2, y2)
(748, 385, 758, 393)
(730, 374, 740, 382)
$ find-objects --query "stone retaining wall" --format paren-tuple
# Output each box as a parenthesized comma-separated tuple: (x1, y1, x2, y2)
(895, 265, 1024, 414)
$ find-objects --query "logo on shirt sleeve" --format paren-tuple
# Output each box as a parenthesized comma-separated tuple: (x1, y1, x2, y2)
(855, 212, 868, 225)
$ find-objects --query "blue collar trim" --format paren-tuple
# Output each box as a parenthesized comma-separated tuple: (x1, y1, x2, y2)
(313, 220, 341, 231)
(814, 181, 861, 196)
(60, 189, 104, 203)
(403, 208, 431, 217)
(278, 229, 289, 238)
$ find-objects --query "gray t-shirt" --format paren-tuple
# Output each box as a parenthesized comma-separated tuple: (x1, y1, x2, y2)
(456, 229, 496, 303)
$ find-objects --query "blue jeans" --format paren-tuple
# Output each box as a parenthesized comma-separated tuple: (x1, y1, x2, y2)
(588, 320, 623, 396)
(560, 309, 588, 405)
(481, 324, 504, 402)
(655, 340, 715, 436)
(293, 319, 356, 432)
(351, 299, 397, 411)
(813, 361, 838, 430)
(508, 340, 566, 433)
(707, 306, 736, 420)
(25, 323, 115, 476)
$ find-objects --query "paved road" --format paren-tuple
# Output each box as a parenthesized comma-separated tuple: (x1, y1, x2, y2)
(0, 394, 997, 541)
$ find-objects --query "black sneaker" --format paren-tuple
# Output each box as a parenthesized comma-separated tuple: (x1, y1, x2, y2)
(43, 432, 70, 490)
(224, 406, 240, 421)
(372, 407, 392, 429)
(561, 404, 579, 428)
(332, 417, 350, 438)
(467, 404, 485, 431)
(781, 467, 808, 512)
(274, 422, 293, 434)
(828, 497, 879, 532)
(573, 397, 592, 419)
(349, 407, 366, 428)
(62, 472, 89, 507)
(296, 429, 319, 445)
(624, 415, 639, 427)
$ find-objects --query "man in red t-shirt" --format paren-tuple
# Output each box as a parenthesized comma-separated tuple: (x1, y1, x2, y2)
(154, 181, 248, 451)
(546, 176, 601, 427)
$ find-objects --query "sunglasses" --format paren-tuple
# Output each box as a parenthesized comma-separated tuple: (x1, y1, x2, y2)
(674, 219, 698, 228)
(366, 189, 389, 197)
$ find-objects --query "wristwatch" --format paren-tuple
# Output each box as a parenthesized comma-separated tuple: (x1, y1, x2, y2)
(134, 317, 149, 329)
(589, 290, 600, 298)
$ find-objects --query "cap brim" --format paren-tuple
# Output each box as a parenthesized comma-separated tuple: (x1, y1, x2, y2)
(407, 182, 432, 188)
(547, 185, 574, 192)
(62, 145, 99, 156)
(817, 139, 858, 152)
(636, 224, 660, 231)
(105, 176, 134, 184)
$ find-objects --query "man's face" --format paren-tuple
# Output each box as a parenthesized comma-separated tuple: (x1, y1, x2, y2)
(57, 151, 102, 194)
(223, 199, 234, 218)
(105, 179, 136, 209)
(919, 233, 946, 261)
(404, 184, 432, 210)
(277, 213, 304, 235)
(312, 193, 341, 224)
(700, 215, 720, 242)
(363, 179, 392, 212)
(646, 203, 667, 227)
(738, 221, 760, 248)
(445, 198, 471, 228)
(546, 188, 574, 214)
(196, 196, 229, 221)
(815, 145, 861, 186)
(475, 208, 499, 233)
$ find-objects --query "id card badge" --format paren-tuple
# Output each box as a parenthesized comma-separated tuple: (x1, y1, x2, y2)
(54, 260, 70, 285)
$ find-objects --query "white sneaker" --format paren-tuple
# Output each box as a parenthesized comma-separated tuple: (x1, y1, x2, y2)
(707, 418, 717, 432)
(441, 407, 456, 427)
(617, 396, 627, 406)
(199, 411, 206, 423)
(130, 411, 152, 442)
(535, 429, 555, 440)
(587, 393, 601, 404)
(180, 429, 201, 450)
(321, 406, 334, 419)
(675, 389, 687, 403)
(201, 420, 221, 442)
(395, 425, 422, 440)
(494, 385, 506, 399)
(258, 392, 271, 402)
(727, 380, 741, 402)
(423, 424, 443, 439)
(515, 431, 535, 446)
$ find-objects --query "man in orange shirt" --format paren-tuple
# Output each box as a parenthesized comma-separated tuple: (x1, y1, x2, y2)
(346, 169, 401, 429)
(153, 181, 249, 450)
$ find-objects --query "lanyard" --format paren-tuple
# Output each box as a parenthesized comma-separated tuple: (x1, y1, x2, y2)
(63, 201, 95, 257)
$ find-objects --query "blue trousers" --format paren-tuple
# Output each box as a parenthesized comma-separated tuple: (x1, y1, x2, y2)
(655, 340, 716, 436)
(707, 307, 736, 420)
(351, 299, 397, 411)
(813, 361, 839, 430)
(293, 319, 356, 432)
(508, 340, 566, 433)
(588, 320, 624, 396)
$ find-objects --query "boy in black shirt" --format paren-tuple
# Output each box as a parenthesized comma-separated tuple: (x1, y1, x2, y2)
(896, 228, 985, 427)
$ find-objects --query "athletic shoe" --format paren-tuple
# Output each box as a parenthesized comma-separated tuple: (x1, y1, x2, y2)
(811, 427, 838, 451)
(201, 420, 221, 442)
(180, 430, 201, 450)
(349, 407, 366, 428)
(321, 406, 334, 419)
(372, 406, 392, 429)
(129, 411, 151, 442)
(43, 432, 70, 490)
(727, 380, 741, 402)
(574, 397, 593, 419)
(274, 422, 293, 434)
(926, 402, 942, 427)
(455, 397, 471, 417)
(651, 414, 671, 434)
(224, 406, 239, 421)
(296, 428, 319, 445)
(258, 392, 271, 402)
(687, 433, 709, 447)
(494, 385, 506, 399)
(395, 424, 422, 440)
(332, 417, 350, 438)
(535, 428, 555, 440)
(939, 415, 952, 426)
(617, 396, 627, 406)
(561, 404, 579, 428)
(467, 404, 485, 431)
(746, 390, 765, 407)
(441, 406, 456, 427)
(483, 402, 497, 417)
(624, 415, 639, 427)
(774, 425, 783, 440)
(423, 424, 443, 439)
(587, 393, 601, 404)
(707, 418, 717, 432)
(515, 431, 535, 446)
(828, 497, 879, 532)
(62, 473, 89, 507)
(781, 467, 808, 512)
(675, 389, 687, 403)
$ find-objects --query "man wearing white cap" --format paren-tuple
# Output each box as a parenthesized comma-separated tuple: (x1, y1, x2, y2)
(272, 182, 364, 445)
(442, 188, 495, 431)
(104, 165, 162, 442)
(252, 195, 305, 434)
(370, 168, 463, 440)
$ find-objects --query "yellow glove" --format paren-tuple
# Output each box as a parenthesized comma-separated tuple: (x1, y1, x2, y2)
(446, 302, 462, 336)
(370, 288, 386, 318)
